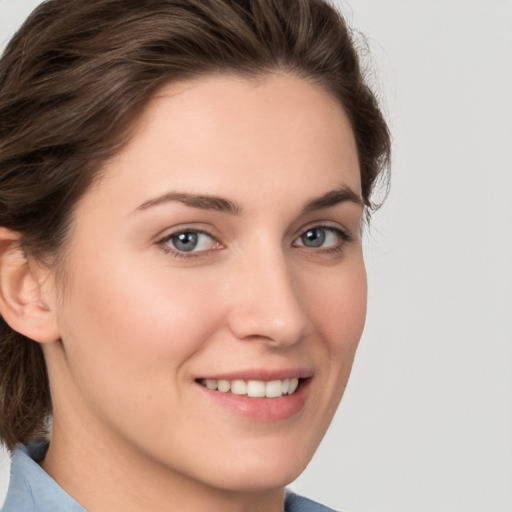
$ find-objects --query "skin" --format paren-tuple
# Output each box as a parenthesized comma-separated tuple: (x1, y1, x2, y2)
(28, 73, 366, 512)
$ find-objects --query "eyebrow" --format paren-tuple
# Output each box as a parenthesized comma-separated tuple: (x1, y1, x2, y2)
(135, 192, 242, 215)
(301, 186, 363, 214)
(134, 185, 362, 215)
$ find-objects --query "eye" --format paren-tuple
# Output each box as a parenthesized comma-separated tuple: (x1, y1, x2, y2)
(293, 226, 349, 249)
(159, 230, 220, 254)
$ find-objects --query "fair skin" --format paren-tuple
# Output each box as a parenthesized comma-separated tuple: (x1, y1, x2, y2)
(0, 73, 366, 512)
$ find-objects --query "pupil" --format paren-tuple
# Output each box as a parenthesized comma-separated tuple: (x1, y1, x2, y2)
(173, 232, 198, 251)
(302, 228, 325, 247)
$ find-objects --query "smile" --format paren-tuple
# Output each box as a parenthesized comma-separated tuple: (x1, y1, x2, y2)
(198, 378, 300, 398)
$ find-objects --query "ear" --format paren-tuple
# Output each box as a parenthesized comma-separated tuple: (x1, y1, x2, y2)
(0, 228, 60, 344)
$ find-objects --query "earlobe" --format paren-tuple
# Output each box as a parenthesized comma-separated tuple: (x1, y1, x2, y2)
(0, 228, 60, 344)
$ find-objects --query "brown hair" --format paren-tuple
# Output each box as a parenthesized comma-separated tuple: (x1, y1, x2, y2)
(0, 0, 390, 451)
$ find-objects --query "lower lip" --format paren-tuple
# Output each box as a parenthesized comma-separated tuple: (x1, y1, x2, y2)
(196, 379, 311, 421)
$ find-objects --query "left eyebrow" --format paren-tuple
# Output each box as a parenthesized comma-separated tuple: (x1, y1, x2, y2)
(301, 186, 363, 214)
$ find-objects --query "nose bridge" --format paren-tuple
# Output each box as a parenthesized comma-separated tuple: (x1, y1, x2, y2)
(227, 243, 309, 346)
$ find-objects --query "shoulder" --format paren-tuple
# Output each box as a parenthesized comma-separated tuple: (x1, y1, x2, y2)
(2, 442, 85, 512)
(285, 492, 342, 512)
(2, 444, 39, 512)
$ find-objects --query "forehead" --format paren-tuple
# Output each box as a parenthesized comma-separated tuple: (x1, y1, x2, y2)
(86, 72, 360, 214)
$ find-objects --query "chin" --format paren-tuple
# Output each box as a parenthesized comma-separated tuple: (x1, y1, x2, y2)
(209, 463, 306, 493)
(194, 437, 318, 493)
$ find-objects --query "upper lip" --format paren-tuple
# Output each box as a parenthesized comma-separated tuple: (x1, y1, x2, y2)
(195, 368, 313, 382)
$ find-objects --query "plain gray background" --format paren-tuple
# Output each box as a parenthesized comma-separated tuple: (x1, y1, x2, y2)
(1, 1, 511, 511)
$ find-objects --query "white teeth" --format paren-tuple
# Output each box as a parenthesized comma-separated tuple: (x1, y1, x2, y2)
(231, 380, 247, 395)
(217, 380, 231, 393)
(288, 378, 299, 394)
(265, 380, 283, 398)
(200, 377, 301, 398)
(205, 379, 217, 390)
(247, 380, 266, 398)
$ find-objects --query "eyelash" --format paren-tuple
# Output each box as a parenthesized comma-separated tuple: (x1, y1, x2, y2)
(156, 225, 353, 260)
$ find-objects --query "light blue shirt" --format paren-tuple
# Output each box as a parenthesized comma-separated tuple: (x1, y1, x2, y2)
(3, 442, 85, 512)
(2, 442, 338, 512)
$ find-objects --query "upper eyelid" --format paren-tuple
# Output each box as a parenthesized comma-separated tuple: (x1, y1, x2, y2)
(160, 229, 214, 241)
(293, 225, 350, 243)
(293, 222, 352, 240)
(155, 224, 219, 243)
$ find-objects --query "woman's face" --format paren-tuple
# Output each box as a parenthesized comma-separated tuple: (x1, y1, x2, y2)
(45, 73, 366, 493)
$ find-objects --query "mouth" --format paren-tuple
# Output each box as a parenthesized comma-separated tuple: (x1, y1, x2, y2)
(194, 374, 312, 420)
(197, 377, 301, 398)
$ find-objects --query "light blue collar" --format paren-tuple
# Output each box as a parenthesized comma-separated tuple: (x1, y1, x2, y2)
(2, 442, 85, 512)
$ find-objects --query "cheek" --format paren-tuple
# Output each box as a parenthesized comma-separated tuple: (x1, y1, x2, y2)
(305, 258, 367, 353)
(56, 253, 223, 403)
(302, 256, 367, 413)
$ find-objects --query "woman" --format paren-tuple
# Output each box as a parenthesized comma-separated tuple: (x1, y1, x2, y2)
(0, 0, 390, 511)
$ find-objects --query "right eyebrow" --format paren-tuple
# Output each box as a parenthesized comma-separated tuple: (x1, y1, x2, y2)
(301, 185, 363, 214)
(134, 192, 243, 215)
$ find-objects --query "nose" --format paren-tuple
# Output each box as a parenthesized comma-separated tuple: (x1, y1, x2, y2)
(226, 249, 310, 347)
